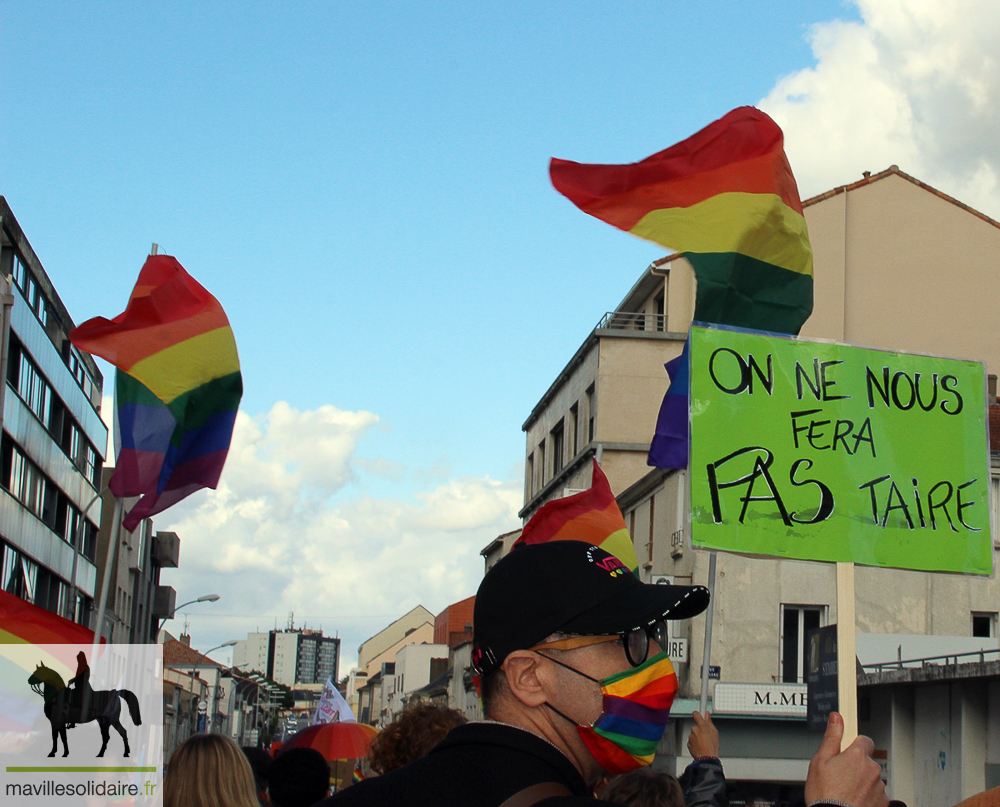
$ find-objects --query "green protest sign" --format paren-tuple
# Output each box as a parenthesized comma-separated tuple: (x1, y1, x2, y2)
(689, 325, 992, 574)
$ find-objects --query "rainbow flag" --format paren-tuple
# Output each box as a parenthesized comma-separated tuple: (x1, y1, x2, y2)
(514, 459, 638, 572)
(0, 590, 100, 734)
(70, 255, 242, 530)
(550, 106, 813, 467)
(0, 590, 98, 646)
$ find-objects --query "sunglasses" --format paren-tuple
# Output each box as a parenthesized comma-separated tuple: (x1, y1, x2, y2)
(530, 619, 670, 667)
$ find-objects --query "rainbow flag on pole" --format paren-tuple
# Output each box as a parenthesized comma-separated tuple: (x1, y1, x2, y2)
(550, 106, 814, 467)
(514, 459, 638, 572)
(70, 255, 242, 530)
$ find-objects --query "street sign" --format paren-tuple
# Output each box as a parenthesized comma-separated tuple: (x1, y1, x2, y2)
(806, 624, 839, 730)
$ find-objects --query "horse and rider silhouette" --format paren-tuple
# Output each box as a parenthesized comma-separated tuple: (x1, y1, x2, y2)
(27, 651, 142, 758)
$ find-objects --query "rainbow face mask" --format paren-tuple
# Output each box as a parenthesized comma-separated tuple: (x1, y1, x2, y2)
(547, 652, 679, 774)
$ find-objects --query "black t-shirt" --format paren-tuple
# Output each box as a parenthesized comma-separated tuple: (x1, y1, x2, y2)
(318, 721, 620, 807)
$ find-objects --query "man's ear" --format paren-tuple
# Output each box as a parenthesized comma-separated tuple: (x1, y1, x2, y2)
(501, 651, 550, 708)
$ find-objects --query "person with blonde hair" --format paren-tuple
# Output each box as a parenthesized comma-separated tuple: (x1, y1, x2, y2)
(165, 733, 261, 807)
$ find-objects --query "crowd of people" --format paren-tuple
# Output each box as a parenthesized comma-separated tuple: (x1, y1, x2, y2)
(163, 540, 999, 807)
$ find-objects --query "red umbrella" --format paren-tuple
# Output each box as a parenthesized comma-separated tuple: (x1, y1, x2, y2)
(281, 722, 379, 760)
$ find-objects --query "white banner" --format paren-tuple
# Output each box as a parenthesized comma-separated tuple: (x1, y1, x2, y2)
(312, 676, 355, 725)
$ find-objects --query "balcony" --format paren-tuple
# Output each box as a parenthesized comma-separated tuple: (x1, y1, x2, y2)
(152, 531, 180, 567)
(596, 311, 667, 332)
(152, 585, 176, 619)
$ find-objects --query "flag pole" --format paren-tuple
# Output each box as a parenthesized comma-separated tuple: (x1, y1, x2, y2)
(91, 497, 124, 645)
(69, 488, 108, 627)
(689, 459, 717, 716)
(836, 561, 858, 749)
(698, 550, 718, 714)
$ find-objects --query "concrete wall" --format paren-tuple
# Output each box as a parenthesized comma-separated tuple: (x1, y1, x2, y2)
(802, 171, 1000, 374)
(388, 642, 448, 716)
(271, 632, 298, 686)
(862, 672, 998, 807)
(523, 345, 599, 500)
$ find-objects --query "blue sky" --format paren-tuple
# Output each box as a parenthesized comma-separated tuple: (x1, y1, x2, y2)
(5, 1, 1000, 669)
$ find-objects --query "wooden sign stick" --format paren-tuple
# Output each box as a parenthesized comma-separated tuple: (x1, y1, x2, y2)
(836, 561, 858, 750)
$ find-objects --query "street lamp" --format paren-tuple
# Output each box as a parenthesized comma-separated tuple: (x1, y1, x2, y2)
(160, 593, 221, 631)
(204, 639, 238, 656)
(202, 640, 238, 734)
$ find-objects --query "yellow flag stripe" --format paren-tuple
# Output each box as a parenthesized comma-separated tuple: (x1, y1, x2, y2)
(629, 192, 812, 276)
(129, 327, 240, 404)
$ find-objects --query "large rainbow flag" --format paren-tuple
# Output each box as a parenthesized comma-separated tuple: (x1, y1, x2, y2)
(550, 106, 813, 467)
(514, 459, 638, 572)
(70, 255, 242, 531)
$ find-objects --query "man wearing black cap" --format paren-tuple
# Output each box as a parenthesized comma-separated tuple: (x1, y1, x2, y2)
(320, 541, 887, 807)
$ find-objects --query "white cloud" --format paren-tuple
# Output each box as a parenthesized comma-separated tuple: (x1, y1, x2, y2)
(761, 0, 1000, 218)
(154, 401, 522, 671)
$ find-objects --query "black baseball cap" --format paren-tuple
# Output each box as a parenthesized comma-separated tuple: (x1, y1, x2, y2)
(472, 541, 710, 676)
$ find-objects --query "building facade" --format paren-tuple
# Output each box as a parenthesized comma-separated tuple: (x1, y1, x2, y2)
(356, 605, 435, 679)
(233, 627, 341, 687)
(94, 467, 178, 642)
(0, 198, 106, 629)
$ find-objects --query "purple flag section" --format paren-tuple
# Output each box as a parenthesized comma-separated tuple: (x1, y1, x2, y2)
(647, 342, 690, 469)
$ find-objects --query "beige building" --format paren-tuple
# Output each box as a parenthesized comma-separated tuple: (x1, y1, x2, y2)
(357, 605, 435, 677)
(521, 257, 690, 522)
(350, 605, 435, 720)
(515, 166, 1000, 805)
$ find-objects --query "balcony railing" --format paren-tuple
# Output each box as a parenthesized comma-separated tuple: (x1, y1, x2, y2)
(862, 646, 1000, 672)
(596, 311, 667, 332)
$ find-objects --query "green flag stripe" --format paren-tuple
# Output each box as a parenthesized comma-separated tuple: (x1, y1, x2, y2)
(687, 251, 814, 334)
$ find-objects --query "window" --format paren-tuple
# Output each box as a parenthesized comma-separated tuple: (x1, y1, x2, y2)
(569, 404, 579, 457)
(586, 385, 596, 442)
(80, 520, 97, 562)
(3, 438, 47, 522)
(538, 440, 546, 486)
(60, 420, 101, 487)
(2, 437, 96, 549)
(69, 425, 82, 465)
(10, 260, 49, 329)
(63, 502, 81, 546)
(655, 291, 665, 331)
(781, 605, 826, 683)
(34, 566, 66, 616)
(65, 346, 96, 400)
(84, 445, 99, 487)
(7, 336, 99, 483)
(2, 546, 38, 602)
(551, 421, 564, 476)
(973, 612, 997, 638)
(9, 341, 53, 426)
(12, 256, 26, 291)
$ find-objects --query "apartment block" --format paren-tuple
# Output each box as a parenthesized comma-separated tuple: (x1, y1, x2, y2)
(0, 198, 106, 629)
